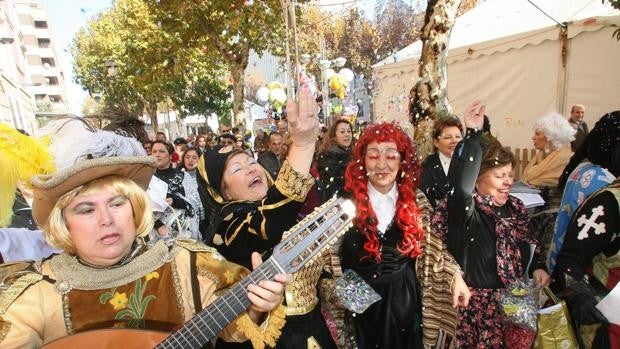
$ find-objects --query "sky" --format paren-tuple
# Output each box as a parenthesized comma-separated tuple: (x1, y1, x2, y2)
(39, 0, 112, 115)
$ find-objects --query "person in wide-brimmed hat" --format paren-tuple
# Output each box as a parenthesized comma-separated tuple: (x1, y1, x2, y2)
(0, 123, 287, 348)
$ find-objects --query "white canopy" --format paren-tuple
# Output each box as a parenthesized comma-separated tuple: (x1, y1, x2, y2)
(372, 0, 620, 149)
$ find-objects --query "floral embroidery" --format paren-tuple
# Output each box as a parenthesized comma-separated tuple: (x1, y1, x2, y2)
(108, 291, 128, 310)
(146, 271, 160, 281)
(99, 273, 159, 327)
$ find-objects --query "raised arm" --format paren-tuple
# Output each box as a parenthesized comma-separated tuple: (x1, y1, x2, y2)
(446, 101, 486, 225)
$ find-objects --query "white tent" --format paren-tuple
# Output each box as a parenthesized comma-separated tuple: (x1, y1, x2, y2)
(371, 0, 620, 149)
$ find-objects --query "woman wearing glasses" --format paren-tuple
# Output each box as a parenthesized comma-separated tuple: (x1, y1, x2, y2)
(419, 117, 463, 207)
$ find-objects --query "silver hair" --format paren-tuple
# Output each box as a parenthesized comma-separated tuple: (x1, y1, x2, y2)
(533, 112, 576, 150)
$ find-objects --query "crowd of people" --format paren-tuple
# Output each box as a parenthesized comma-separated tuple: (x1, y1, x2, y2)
(0, 96, 618, 349)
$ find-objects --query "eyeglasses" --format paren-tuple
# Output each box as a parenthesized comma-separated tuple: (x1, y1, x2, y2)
(365, 148, 401, 161)
(220, 140, 235, 145)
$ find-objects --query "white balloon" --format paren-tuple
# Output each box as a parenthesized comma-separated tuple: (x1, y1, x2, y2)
(325, 68, 336, 81)
(256, 87, 270, 104)
(339, 68, 354, 83)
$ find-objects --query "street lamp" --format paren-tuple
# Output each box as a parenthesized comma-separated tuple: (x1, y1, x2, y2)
(318, 59, 331, 126)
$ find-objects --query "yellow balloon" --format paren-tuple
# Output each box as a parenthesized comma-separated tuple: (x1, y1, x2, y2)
(267, 81, 284, 90)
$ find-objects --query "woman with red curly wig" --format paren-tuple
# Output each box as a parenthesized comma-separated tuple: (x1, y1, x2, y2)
(329, 122, 470, 349)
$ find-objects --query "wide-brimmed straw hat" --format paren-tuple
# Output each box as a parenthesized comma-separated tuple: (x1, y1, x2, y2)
(30, 156, 156, 226)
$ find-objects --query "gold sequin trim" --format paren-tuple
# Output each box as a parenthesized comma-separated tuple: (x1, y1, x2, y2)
(49, 241, 172, 290)
(170, 258, 185, 318)
(61, 292, 74, 334)
(274, 161, 314, 202)
(0, 273, 43, 314)
(197, 267, 220, 289)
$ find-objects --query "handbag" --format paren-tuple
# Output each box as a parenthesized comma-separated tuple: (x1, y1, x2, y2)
(533, 287, 579, 349)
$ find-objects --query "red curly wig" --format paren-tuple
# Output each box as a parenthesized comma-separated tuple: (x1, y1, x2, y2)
(344, 122, 424, 262)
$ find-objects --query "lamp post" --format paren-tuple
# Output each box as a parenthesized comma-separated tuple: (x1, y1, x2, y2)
(318, 59, 331, 127)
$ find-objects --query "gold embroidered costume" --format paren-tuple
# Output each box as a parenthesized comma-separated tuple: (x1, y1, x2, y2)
(0, 240, 285, 348)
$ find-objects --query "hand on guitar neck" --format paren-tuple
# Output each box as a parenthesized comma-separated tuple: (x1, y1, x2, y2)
(246, 252, 290, 324)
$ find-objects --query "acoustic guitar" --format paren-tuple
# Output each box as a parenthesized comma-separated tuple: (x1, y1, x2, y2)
(42, 197, 355, 349)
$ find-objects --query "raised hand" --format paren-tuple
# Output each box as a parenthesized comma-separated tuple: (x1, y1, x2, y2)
(286, 86, 319, 149)
(463, 100, 486, 130)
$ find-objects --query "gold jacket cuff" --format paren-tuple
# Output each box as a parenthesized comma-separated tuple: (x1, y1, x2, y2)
(274, 161, 314, 202)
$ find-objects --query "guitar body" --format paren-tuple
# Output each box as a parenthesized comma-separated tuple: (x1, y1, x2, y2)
(42, 329, 170, 349)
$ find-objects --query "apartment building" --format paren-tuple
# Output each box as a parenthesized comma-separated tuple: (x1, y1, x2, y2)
(15, 0, 68, 114)
(0, 0, 36, 133)
(0, 0, 68, 134)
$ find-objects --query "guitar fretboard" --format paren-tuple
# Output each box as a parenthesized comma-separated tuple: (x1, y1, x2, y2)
(155, 259, 282, 348)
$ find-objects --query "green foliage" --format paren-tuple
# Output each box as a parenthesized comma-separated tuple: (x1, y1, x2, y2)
(71, 0, 231, 129)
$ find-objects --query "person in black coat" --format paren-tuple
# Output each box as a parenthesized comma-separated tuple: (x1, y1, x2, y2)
(317, 119, 354, 199)
(419, 116, 463, 207)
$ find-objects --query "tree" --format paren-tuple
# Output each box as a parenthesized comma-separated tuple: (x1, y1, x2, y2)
(374, 0, 423, 63)
(407, 0, 476, 159)
(72, 0, 164, 130)
(143, 0, 305, 128)
(72, 0, 231, 132)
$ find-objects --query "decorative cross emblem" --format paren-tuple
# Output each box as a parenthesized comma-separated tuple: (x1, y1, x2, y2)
(577, 205, 606, 240)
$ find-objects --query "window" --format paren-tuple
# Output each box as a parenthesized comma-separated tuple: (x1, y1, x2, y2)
(45, 76, 59, 85)
(35, 94, 47, 101)
(41, 57, 55, 68)
(49, 95, 62, 103)
(37, 38, 50, 48)
(34, 20, 48, 29)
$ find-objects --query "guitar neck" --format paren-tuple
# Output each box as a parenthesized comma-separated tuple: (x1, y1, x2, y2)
(156, 259, 282, 348)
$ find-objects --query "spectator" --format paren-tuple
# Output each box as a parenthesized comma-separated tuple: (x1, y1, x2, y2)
(419, 116, 463, 207)
(155, 131, 167, 142)
(568, 104, 588, 151)
(257, 132, 283, 179)
(521, 112, 576, 257)
(173, 137, 188, 168)
(150, 141, 193, 239)
(521, 112, 575, 187)
(218, 133, 236, 147)
(276, 119, 288, 134)
(178, 147, 206, 239)
(316, 119, 354, 198)
(143, 140, 153, 156)
(194, 134, 208, 153)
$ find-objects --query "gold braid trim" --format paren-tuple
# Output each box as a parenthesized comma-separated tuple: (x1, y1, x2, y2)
(0, 272, 43, 314)
(274, 160, 314, 202)
(235, 303, 286, 349)
(175, 239, 219, 254)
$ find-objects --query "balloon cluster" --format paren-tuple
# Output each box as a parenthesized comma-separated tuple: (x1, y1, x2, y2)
(256, 82, 287, 113)
(328, 68, 354, 100)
